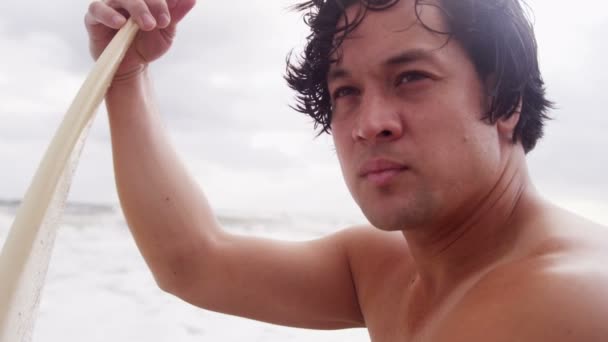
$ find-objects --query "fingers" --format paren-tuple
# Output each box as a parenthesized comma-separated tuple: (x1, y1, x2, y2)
(85, 0, 194, 34)
(156, 0, 196, 40)
(167, 0, 196, 26)
(97, 0, 173, 31)
(150, 0, 172, 29)
(115, 0, 156, 31)
(85, 2, 127, 30)
(167, 0, 179, 9)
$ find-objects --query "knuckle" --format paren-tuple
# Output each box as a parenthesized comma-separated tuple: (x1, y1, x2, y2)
(147, 1, 169, 16)
(105, 0, 119, 7)
(133, 0, 149, 7)
(88, 1, 102, 15)
(132, 0, 151, 14)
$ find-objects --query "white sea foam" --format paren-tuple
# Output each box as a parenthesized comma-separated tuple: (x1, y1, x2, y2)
(1, 203, 369, 341)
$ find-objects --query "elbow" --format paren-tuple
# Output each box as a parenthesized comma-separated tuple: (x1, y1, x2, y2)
(149, 230, 225, 300)
(151, 246, 214, 299)
(154, 269, 182, 295)
(152, 259, 213, 309)
(149, 252, 197, 296)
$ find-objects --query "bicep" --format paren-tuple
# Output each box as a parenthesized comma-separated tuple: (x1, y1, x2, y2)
(170, 228, 366, 329)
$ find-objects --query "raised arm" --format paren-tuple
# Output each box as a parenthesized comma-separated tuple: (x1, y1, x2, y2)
(86, 0, 365, 329)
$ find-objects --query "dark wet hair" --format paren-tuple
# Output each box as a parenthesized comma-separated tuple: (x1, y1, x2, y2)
(285, 0, 552, 153)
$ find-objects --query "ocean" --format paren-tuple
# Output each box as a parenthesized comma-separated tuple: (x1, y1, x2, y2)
(0, 201, 370, 342)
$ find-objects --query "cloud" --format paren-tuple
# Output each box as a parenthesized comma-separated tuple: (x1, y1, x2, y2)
(526, 0, 608, 208)
(0, 0, 92, 72)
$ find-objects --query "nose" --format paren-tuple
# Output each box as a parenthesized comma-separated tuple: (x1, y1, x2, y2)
(352, 94, 404, 143)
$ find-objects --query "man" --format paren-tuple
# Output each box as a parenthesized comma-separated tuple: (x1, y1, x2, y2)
(85, 0, 608, 340)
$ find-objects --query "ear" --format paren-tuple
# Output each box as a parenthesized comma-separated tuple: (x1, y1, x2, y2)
(483, 74, 522, 141)
(497, 99, 522, 141)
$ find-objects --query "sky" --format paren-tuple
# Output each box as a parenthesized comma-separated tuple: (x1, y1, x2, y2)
(0, 0, 606, 223)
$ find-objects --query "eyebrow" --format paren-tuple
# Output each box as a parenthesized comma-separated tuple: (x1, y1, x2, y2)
(327, 49, 436, 82)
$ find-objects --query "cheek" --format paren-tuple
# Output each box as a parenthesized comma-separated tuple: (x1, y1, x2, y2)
(331, 130, 354, 178)
(414, 112, 494, 178)
(416, 83, 491, 160)
(432, 125, 501, 194)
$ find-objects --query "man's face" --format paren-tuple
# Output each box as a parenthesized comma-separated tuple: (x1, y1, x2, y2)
(329, 0, 504, 230)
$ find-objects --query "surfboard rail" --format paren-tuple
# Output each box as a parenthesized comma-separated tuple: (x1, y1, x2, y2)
(0, 19, 139, 342)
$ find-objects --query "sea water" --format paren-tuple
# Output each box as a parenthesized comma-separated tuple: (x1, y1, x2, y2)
(0, 202, 369, 342)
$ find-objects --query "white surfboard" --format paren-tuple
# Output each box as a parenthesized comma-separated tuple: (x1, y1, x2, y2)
(0, 19, 139, 342)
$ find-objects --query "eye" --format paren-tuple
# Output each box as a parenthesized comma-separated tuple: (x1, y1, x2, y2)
(332, 86, 359, 100)
(396, 71, 428, 86)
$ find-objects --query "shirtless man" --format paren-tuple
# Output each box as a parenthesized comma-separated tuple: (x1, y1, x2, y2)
(85, 0, 608, 340)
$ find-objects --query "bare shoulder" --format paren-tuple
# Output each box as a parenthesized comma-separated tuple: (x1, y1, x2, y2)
(337, 225, 415, 317)
(450, 213, 608, 341)
(338, 225, 412, 274)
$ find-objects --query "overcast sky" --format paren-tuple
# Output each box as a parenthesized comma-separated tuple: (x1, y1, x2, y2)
(0, 0, 606, 223)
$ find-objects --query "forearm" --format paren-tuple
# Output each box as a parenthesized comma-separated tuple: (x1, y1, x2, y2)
(106, 69, 222, 289)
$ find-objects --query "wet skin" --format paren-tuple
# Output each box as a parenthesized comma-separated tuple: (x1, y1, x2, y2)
(329, 1, 608, 340)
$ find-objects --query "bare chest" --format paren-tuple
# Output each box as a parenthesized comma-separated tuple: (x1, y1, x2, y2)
(366, 298, 489, 341)
(363, 292, 450, 341)
(360, 273, 490, 342)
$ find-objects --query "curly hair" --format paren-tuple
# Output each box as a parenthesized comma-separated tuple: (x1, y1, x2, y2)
(285, 0, 552, 153)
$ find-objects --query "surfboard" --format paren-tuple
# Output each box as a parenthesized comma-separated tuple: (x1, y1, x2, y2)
(0, 19, 139, 342)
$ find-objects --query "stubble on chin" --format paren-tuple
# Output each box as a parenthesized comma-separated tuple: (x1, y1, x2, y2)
(358, 186, 438, 232)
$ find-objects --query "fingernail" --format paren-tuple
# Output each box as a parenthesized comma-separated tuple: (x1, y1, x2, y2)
(159, 13, 171, 28)
(112, 15, 126, 27)
(141, 13, 156, 29)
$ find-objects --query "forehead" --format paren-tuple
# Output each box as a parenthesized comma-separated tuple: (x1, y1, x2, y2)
(332, 0, 449, 67)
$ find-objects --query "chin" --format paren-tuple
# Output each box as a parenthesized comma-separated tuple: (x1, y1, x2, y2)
(359, 205, 428, 232)
(356, 191, 438, 232)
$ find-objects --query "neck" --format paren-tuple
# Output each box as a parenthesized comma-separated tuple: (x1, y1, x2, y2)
(402, 149, 544, 299)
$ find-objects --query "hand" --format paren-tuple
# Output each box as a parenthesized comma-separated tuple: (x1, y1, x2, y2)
(85, 0, 196, 77)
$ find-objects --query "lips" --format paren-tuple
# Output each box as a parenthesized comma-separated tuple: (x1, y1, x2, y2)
(358, 159, 409, 185)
